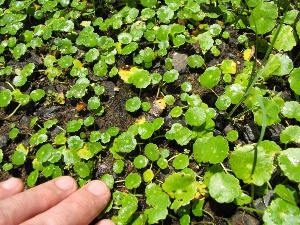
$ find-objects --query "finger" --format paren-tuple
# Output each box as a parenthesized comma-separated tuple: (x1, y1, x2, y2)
(0, 176, 77, 225)
(0, 177, 24, 200)
(22, 180, 111, 225)
(94, 219, 116, 225)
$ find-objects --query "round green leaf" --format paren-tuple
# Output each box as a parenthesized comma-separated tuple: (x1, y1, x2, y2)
(125, 97, 141, 112)
(145, 143, 159, 161)
(272, 25, 297, 51)
(278, 148, 300, 182)
(58, 55, 73, 68)
(115, 132, 137, 153)
(74, 161, 90, 178)
(0, 89, 12, 107)
(27, 170, 39, 187)
(125, 173, 141, 189)
(208, 173, 242, 203)
(249, 2, 278, 34)
(88, 96, 101, 110)
(101, 174, 115, 189)
(187, 55, 204, 68)
(30, 89, 45, 102)
(12, 150, 26, 165)
(134, 155, 149, 169)
(143, 169, 154, 182)
(280, 126, 300, 144)
(172, 154, 189, 170)
(263, 199, 300, 225)
(229, 145, 274, 186)
(163, 69, 179, 83)
(198, 66, 221, 88)
(113, 160, 124, 174)
(288, 68, 300, 95)
(185, 107, 206, 126)
(193, 136, 229, 164)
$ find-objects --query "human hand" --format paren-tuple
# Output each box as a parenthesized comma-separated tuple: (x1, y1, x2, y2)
(0, 176, 115, 225)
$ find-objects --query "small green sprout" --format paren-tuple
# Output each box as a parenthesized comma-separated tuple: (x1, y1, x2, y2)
(12, 143, 27, 166)
(143, 169, 154, 182)
(74, 161, 91, 178)
(88, 96, 101, 110)
(220, 59, 237, 74)
(215, 95, 231, 110)
(30, 89, 45, 102)
(157, 157, 168, 169)
(170, 106, 183, 117)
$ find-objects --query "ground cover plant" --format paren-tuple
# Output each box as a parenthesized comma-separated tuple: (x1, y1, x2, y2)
(1, 0, 300, 224)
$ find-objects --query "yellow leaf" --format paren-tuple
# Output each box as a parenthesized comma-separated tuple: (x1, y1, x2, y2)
(77, 144, 93, 160)
(16, 143, 28, 155)
(243, 46, 255, 61)
(118, 66, 142, 83)
(135, 115, 147, 124)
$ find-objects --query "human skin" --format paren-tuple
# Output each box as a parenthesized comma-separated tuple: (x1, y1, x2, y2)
(0, 176, 115, 225)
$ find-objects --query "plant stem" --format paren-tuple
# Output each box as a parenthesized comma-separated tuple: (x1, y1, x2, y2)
(4, 103, 21, 120)
(238, 206, 264, 214)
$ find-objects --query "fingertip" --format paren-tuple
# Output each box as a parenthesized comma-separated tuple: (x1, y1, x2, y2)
(54, 176, 77, 191)
(86, 180, 111, 198)
(0, 177, 23, 191)
(95, 219, 116, 225)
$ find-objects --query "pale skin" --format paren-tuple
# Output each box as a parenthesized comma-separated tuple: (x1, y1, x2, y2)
(0, 176, 115, 225)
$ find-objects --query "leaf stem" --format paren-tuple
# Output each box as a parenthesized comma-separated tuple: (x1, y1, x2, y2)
(4, 103, 21, 120)
(238, 206, 264, 214)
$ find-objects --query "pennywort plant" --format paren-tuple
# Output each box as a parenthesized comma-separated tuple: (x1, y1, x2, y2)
(1, 0, 300, 224)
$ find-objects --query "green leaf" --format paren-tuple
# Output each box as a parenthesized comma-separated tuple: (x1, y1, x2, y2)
(101, 174, 115, 189)
(66, 119, 83, 133)
(172, 154, 189, 170)
(199, 66, 221, 88)
(253, 97, 281, 126)
(74, 161, 90, 178)
(36, 143, 53, 162)
(249, 2, 278, 34)
(85, 48, 99, 62)
(193, 136, 229, 164)
(157, 6, 174, 23)
(10, 43, 27, 60)
(278, 148, 300, 182)
(114, 131, 137, 153)
(27, 170, 39, 187)
(272, 25, 297, 51)
(162, 172, 198, 211)
(187, 55, 204, 68)
(288, 68, 300, 95)
(263, 199, 300, 225)
(163, 69, 179, 83)
(143, 169, 154, 182)
(88, 96, 101, 110)
(140, 0, 157, 8)
(198, 32, 214, 52)
(274, 184, 299, 205)
(208, 173, 242, 203)
(280, 126, 300, 144)
(0, 89, 12, 107)
(145, 183, 170, 224)
(58, 55, 73, 68)
(229, 144, 274, 186)
(30, 89, 45, 102)
(113, 160, 124, 174)
(12, 146, 27, 166)
(125, 173, 141, 189)
(134, 155, 149, 169)
(67, 136, 84, 151)
(145, 143, 159, 161)
(185, 107, 206, 126)
(126, 97, 141, 112)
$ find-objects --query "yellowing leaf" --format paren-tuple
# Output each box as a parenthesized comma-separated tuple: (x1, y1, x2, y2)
(118, 66, 142, 83)
(243, 47, 255, 61)
(16, 143, 28, 155)
(73, 59, 83, 69)
(77, 144, 94, 160)
(135, 115, 147, 124)
(149, 98, 166, 116)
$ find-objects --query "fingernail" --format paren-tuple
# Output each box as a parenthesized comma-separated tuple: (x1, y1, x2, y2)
(87, 181, 109, 196)
(1, 177, 20, 190)
(55, 176, 76, 191)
